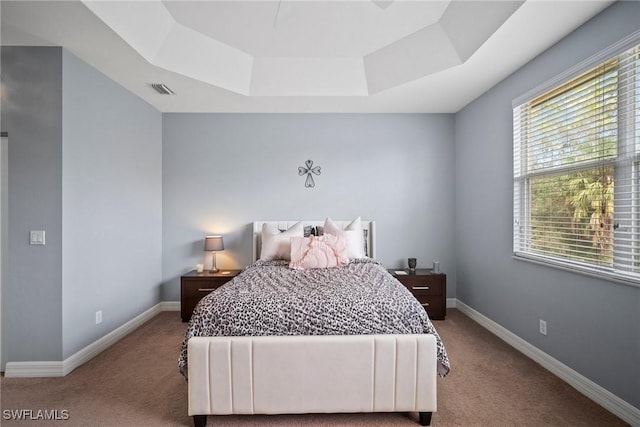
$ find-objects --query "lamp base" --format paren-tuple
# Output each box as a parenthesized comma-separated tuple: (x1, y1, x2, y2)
(210, 251, 219, 274)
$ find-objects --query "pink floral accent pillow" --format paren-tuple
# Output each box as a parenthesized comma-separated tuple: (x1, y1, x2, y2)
(289, 234, 349, 270)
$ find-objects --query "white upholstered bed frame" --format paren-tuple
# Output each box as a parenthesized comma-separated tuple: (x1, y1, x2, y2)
(187, 221, 438, 427)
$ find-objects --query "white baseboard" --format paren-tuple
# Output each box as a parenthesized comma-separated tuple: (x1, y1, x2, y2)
(3, 361, 65, 377)
(4, 301, 180, 378)
(159, 300, 180, 312)
(456, 300, 640, 426)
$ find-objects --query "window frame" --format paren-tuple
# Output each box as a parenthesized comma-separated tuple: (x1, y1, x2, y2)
(512, 30, 640, 288)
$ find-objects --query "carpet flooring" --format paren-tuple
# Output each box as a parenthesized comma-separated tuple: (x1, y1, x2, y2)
(0, 309, 627, 426)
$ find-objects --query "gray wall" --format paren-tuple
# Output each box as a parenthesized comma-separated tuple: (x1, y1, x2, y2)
(1, 47, 64, 361)
(61, 51, 163, 358)
(455, 1, 640, 408)
(0, 47, 163, 363)
(162, 114, 456, 301)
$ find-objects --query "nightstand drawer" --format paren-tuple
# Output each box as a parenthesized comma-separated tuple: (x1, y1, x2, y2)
(394, 273, 444, 294)
(399, 277, 443, 295)
(413, 295, 444, 317)
(181, 277, 229, 293)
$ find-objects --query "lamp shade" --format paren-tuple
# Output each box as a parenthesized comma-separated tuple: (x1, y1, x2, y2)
(204, 235, 224, 252)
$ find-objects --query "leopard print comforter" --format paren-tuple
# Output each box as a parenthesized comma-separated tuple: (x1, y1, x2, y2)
(178, 258, 450, 377)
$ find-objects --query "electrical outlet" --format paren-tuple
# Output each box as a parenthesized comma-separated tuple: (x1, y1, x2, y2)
(95, 310, 102, 325)
(29, 230, 45, 245)
(539, 319, 547, 336)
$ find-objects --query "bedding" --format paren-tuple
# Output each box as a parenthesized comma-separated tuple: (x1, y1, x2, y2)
(179, 258, 450, 378)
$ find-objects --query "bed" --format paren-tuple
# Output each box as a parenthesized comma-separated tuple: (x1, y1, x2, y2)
(180, 219, 450, 427)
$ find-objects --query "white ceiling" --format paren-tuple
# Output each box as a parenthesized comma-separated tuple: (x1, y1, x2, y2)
(1, 0, 614, 113)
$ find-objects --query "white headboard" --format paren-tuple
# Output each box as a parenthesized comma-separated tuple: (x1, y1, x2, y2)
(252, 220, 376, 262)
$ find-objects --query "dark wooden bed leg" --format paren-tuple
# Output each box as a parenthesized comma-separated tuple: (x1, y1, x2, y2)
(193, 415, 206, 427)
(419, 412, 432, 426)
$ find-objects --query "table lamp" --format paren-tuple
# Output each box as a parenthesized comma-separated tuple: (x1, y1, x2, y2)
(204, 235, 224, 273)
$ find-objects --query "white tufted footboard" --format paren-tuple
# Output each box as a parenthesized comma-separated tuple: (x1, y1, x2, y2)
(187, 334, 438, 426)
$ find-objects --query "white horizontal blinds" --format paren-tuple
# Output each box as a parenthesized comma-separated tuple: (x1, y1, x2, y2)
(514, 41, 640, 281)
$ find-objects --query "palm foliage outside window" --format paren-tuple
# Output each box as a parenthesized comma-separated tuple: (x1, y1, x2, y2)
(513, 38, 640, 284)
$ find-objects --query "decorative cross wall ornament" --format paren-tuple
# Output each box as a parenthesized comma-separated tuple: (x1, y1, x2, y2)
(298, 159, 321, 188)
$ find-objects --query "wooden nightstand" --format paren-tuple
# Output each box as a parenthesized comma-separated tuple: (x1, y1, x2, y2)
(180, 270, 241, 322)
(391, 269, 447, 320)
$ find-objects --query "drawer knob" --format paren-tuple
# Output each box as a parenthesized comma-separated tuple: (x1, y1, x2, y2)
(421, 303, 430, 307)
(412, 286, 430, 290)
(198, 288, 216, 292)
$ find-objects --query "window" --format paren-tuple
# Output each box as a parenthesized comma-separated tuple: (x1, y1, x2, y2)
(513, 36, 640, 285)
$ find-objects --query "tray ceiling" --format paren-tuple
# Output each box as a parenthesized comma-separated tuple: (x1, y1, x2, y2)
(1, 0, 614, 112)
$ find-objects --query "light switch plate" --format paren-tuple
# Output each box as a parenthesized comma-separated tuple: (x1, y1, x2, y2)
(29, 230, 45, 245)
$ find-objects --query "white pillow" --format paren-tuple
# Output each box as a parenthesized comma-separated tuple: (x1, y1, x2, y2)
(323, 217, 366, 259)
(260, 222, 304, 261)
